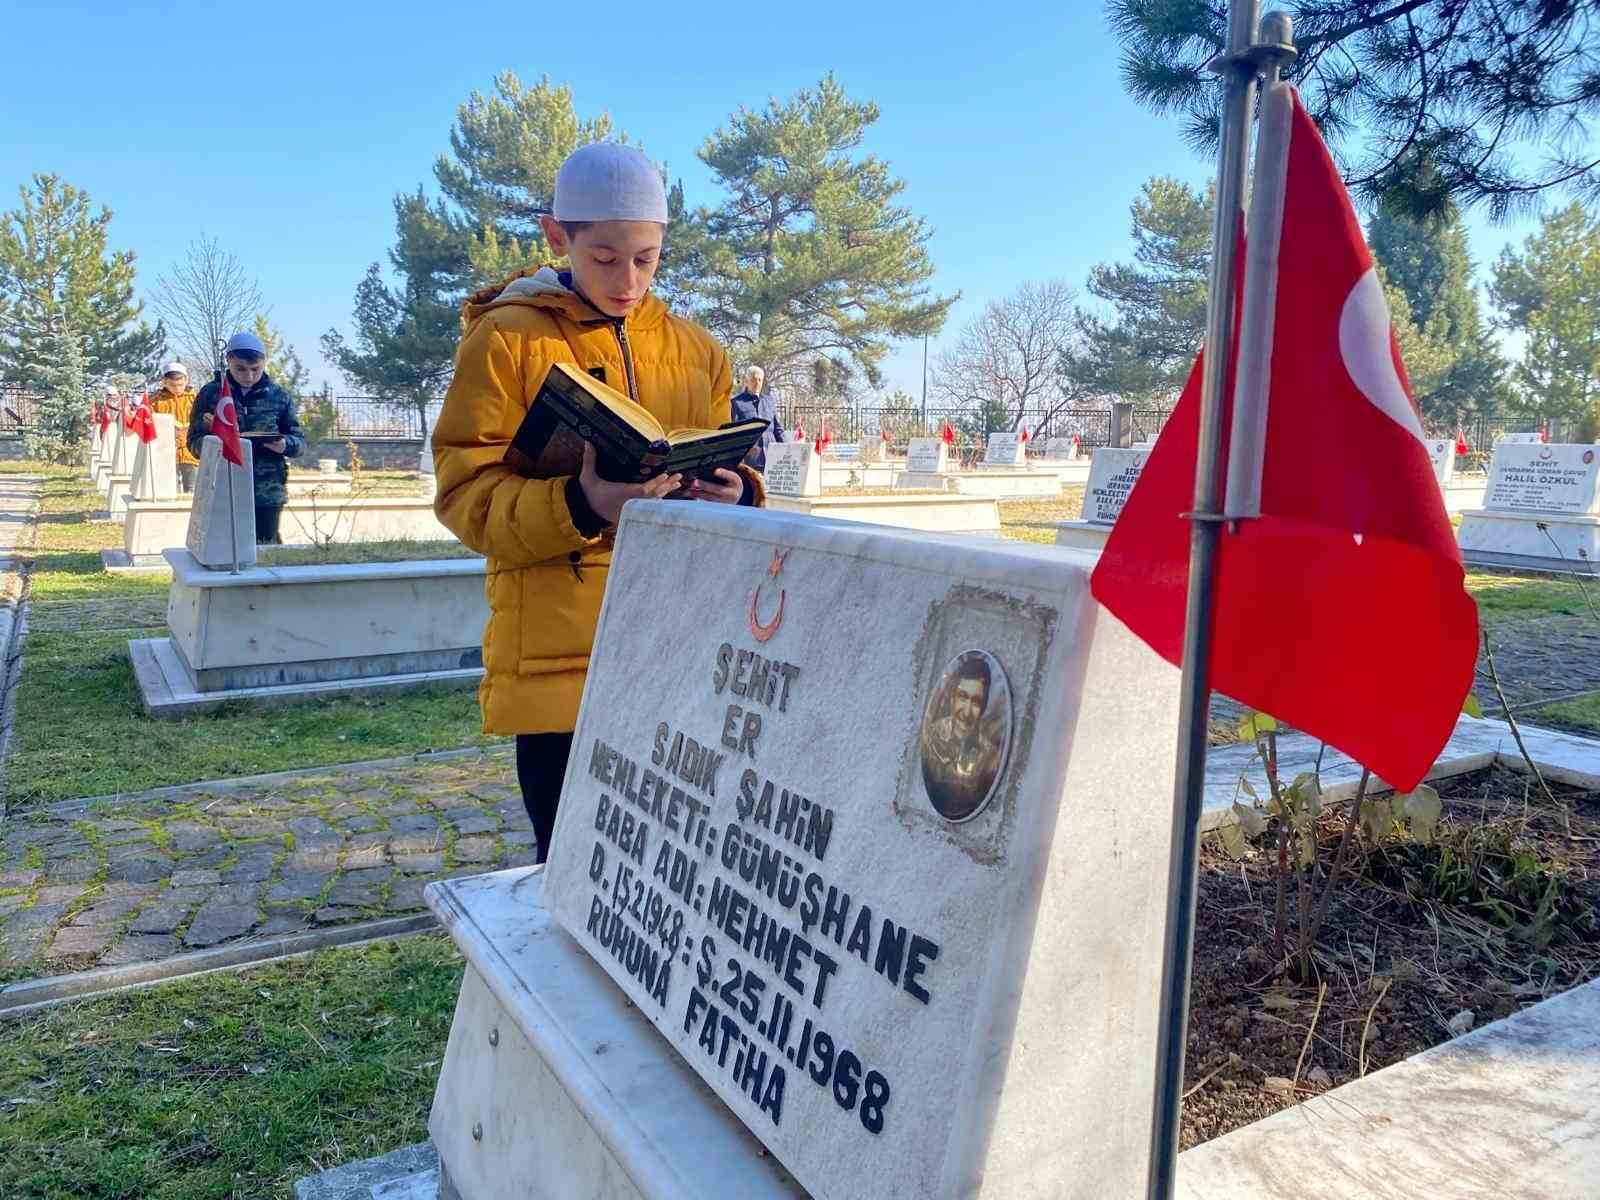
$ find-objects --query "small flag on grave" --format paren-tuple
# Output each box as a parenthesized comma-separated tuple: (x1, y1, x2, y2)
(214, 374, 246, 467)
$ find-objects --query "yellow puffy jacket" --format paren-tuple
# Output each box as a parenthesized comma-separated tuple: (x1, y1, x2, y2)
(150, 389, 198, 467)
(432, 265, 764, 736)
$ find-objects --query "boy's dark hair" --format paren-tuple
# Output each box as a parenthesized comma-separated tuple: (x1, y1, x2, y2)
(558, 221, 592, 237)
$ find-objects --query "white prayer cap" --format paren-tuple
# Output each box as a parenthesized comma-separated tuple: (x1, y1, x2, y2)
(162, 361, 188, 377)
(552, 143, 668, 224)
(104, 385, 118, 397)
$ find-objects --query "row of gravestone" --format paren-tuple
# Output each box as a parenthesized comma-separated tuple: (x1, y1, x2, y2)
(1068, 437, 1600, 572)
(764, 435, 1085, 499)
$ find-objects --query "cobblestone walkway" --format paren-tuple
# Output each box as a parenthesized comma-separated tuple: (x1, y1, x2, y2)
(0, 748, 533, 976)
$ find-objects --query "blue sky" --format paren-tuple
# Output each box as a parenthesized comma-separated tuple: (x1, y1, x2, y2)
(1, 1, 1549, 398)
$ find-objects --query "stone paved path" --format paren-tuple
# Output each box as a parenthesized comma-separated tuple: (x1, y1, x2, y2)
(0, 748, 535, 976)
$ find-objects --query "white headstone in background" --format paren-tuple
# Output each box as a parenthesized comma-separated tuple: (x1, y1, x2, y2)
(130, 413, 179, 500)
(1498, 432, 1542, 446)
(543, 502, 1180, 1200)
(1083, 447, 1151, 525)
(763, 440, 822, 498)
(1042, 437, 1079, 461)
(905, 438, 949, 474)
(185, 435, 256, 568)
(1482, 443, 1600, 515)
(1425, 437, 1456, 485)
(109, 421, 138, 477)
(983, 432, 1026, 466)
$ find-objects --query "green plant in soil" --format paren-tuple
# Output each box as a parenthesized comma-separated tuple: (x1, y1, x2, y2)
(0, 935, 462, 1200)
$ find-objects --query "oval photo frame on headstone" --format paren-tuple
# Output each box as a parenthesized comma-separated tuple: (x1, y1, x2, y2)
(918, 648, 1013, 823)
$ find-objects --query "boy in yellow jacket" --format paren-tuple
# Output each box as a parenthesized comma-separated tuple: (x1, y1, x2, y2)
(432, 143, 765, 863)
(150, 362, 199, 492)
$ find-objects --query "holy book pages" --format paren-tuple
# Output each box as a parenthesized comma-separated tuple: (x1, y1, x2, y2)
(506, 362, 768, 483)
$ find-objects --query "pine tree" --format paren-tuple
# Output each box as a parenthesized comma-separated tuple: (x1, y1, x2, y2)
(252, 313, 310, 399)
(1071, 177, 1212, 403)
(682, 74, 954, 390)
(1110, 1, 1600, 218)
(326, 77, 615, 419)
(1367, 200, 1507, 423)
(26, 319, 88, 463)
(0, 174, 160, 388)
(1491, 203, 1600, 427)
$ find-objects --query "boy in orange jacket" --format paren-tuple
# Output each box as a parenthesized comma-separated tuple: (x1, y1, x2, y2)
(432, 143, 765, 863)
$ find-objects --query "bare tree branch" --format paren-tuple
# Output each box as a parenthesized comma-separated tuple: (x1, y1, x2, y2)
(149, 235, 262, 366)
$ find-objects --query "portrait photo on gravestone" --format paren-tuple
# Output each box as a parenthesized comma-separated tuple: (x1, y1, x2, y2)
(918, 649, 1012, 823)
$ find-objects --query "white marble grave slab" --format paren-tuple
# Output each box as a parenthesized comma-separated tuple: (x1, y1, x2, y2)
(108, 422, 138, 477)
(1498, 432, 1542, 446)
(904, 437, 949, 474)
(1480, 443, 1600, 514)
(762, 441, 822, 498)
(1083, 446, 1151, 524)
(185, 435, 256, 568)
(1424, 436, 1455, 485)
(542, 504, 1181, 1200)
(1042, 437, 1079, 461)
(982, 431, 1026, 466)
(130, 413, 179, 500)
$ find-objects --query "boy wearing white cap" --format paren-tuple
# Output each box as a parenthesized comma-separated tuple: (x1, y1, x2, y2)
(432, 142, 764, 862)
(151, 361, 198, 492)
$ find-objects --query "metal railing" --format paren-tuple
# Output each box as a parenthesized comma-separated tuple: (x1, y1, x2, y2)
(776, 403, 1174, 454)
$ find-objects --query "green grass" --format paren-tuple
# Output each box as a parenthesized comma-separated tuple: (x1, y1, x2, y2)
(7, 479, 499, 808)
(0, 461, 76, 476)
(1530, 691, 1600, 735)
(260, 539, 477, 566)
(1466, 571, 1597, 619)
(996, 489, 1085, 545)
(0, 935, 462, 1200)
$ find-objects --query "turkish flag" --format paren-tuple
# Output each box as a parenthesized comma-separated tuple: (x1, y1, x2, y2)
(133, 395, 157, 444)
(814, 415, 830, 455)
(1090, 88, 1478, 792)
(214, 374, 246, 468)
(1454, 428, 1470, 457)
(794, 421, 806, 445)
(1020, 424, 1031, 443)
(121, 397, 139, 432)
(939, 420, 955, 447)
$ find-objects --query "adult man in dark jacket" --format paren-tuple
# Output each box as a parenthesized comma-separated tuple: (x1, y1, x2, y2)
(186, 331, 306, 543)
(730, 366, 784, 472)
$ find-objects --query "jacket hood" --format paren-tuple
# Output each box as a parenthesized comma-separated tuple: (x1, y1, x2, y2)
(462, 264, 667, 331)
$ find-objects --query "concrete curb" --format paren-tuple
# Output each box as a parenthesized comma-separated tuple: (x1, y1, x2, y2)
(36, 741, 514, 818)
(0, 911, 440, 1019)
(0, 476, 45, 824)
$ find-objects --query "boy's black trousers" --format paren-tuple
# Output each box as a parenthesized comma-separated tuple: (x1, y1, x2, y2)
(516, 732, 574, 864)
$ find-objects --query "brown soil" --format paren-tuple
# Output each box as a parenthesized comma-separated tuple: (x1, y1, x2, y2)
(1180, 762, 1600, 1147)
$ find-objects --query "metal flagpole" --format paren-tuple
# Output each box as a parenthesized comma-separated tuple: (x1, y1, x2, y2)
(1144, 4, 1294, 1197)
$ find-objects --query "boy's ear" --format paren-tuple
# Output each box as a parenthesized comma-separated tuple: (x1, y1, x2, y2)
(539, 214, 569, 257)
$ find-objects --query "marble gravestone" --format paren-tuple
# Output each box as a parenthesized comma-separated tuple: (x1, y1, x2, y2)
(982, 431, 1026, 467)
(185, 435, 256, 568)
(130, 413, 179, 501)
(510, 503, 1183, 1200)
(1424, 437, 1455, 485)
(1457, 443, 1600, 568)
(763, 441, 822, 498)
(1498, 432, 1542, 446)
(1053, 447, 1151, 552)
(904, 437, 949, 474)
(1042, 437, 1079, 461)
(107, 420, 138, 482)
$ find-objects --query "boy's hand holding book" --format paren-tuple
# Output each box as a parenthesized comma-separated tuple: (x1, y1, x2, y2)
(578, 443, 683, 525)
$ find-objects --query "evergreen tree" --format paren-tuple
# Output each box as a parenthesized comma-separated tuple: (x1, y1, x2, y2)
(1072, 177, 1212, 403)
(1491, 203, 1600, 426)
(0, 174, 160, 388)
(252, 313, 310, 399)
(25, 318, 88, 463)
(682, 74, 954, 390)
(1111, 1, 1600, 218)
(1367, 199, 1507, 423)
(435, 73, 617, 242)
(326, 78, 615, 418)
